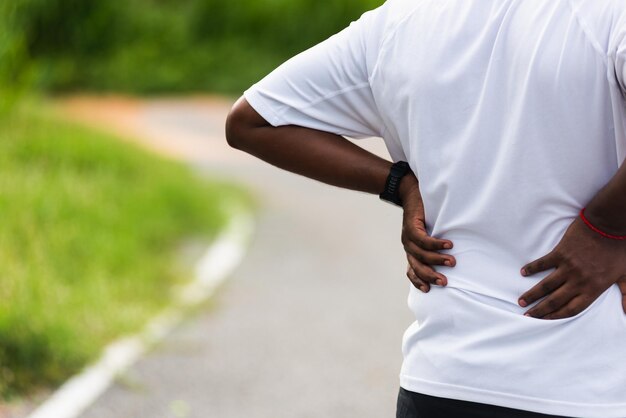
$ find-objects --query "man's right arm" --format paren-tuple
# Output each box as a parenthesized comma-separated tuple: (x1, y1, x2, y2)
(517, 160, 626, 319)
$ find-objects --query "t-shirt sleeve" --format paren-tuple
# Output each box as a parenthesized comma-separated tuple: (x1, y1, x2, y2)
(243, 3, 389, 139)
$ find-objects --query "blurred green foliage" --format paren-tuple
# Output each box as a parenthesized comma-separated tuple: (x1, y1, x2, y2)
(0, 106, 253, 398)
(0, 2, 33, 111)
(0, 0, 383, 96)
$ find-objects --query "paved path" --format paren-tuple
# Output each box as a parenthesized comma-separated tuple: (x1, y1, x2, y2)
(60, 96, 414, 418)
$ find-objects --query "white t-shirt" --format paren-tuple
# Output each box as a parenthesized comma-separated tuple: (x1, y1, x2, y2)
(242, 1, 626, 416)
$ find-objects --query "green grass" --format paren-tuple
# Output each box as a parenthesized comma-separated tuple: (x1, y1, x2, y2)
(0, 104, 254, 398)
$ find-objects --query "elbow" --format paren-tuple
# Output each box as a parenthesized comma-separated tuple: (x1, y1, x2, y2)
(224, 96, 270, 150)
(225, 102, 245, 150)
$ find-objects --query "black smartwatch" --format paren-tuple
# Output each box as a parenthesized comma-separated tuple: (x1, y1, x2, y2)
(379, 161, 412, 207)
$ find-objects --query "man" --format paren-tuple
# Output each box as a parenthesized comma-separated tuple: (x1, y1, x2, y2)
(225, 0, 626, 416)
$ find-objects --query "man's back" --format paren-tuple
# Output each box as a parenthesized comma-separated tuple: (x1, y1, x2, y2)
(242, 1, 626, 416)
(375, 0, 624, 302)
(372, 2, 626, 416)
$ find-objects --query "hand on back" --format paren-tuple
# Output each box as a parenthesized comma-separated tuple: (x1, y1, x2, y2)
(399, 177, 455, 293)
(519, 216, 626, 319)
(400, 183, 626, 319)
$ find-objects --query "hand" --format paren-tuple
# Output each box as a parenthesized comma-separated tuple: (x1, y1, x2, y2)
(519, 215, 626, 319)
(399, 174, 456, 293)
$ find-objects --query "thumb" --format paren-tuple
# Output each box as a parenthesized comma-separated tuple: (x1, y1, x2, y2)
(617, 276, 626, 314)
(403, 204, 426, 230)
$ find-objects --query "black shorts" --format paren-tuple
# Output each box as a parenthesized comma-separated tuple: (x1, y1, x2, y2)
(396, 388, 570, 418)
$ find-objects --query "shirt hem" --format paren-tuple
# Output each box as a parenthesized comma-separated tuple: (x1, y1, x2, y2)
(399, 374, 626, 418)
(242, 88, 286, 127)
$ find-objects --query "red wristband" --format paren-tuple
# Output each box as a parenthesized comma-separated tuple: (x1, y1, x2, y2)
(579, 207, 626, 240)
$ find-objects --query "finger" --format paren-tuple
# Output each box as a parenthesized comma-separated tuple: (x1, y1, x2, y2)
(617, 275, 626, 314)
(407, 253, 447, 286)
(407, 264, 430, 292)
(518, 270, 567, 307)
(521, 250, 560, 276)
(404, 239, 456, 267)
(404, 226, 454, 251)
(524, 285, 577, 318)
(542, 295, 589, 320)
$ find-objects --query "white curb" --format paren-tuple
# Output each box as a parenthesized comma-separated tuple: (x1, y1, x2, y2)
(26, 205, 255, 418)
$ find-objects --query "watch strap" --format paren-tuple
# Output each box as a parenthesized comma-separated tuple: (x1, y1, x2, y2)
(379, 161, 411, 206)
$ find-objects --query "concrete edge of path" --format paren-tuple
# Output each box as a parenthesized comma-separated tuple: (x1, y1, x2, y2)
(26, 202, 256, 418)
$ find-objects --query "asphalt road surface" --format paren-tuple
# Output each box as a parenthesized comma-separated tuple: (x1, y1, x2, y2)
(65, 97, 414, 418)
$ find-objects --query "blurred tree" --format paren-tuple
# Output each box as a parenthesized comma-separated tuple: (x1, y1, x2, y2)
(12, 0, 133, 90)
(1, 0, 384, 95)
(0, 2, 33, 112)
(15, 0, 130, 58)
(191, 0, 383, 54)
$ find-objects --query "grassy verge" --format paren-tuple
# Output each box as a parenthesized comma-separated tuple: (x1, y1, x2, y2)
(0, 104, 254, 399)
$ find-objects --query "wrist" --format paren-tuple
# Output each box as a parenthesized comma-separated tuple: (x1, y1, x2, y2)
(583, 168, 626, 236)
(398, 173, 420, 209)
(581, 205, 626, 237)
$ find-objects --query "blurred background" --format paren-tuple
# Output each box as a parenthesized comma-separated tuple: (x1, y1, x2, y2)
(1, 0, 382, 98)
(0, 1, 412, 417)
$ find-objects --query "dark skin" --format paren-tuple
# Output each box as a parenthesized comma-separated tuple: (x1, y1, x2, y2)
(403, 186, 626, 318)
(225, 96, 626, 319)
